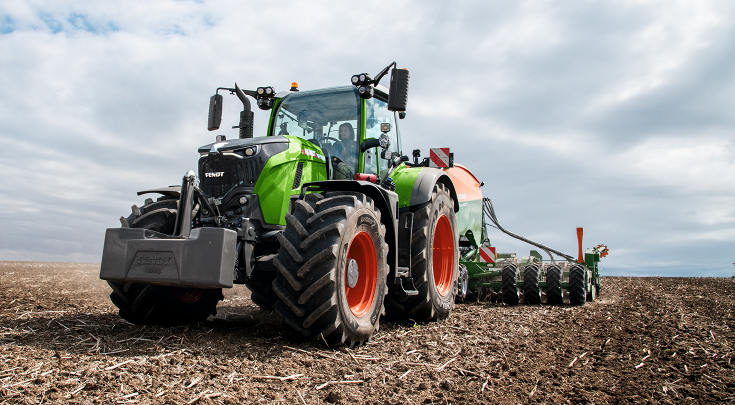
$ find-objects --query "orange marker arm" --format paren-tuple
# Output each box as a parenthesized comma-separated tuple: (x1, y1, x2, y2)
(577, 227, 584, 264)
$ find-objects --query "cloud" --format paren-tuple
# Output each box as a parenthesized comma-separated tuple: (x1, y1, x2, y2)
(0, 0, 733, 276)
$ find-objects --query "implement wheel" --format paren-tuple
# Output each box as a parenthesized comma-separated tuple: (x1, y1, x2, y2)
(386, 183, 459, 321)
(272, 192, 388, 346)
(523, 264, 541, 305)
(455, 264, 469, 303)
(568, 263, 587, 306)
(587, 277, 599, 302)
(501, 263, 519, 305)
(545, 264, 563, 305)
(108, 198, 223, 325)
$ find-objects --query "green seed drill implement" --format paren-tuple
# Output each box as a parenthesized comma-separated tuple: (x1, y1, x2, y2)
(456, 198, 609, 305)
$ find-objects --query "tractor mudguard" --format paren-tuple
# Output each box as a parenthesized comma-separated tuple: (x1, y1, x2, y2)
(407, 168, 459, 212)
(299, 180, 401, 278)
(100, 227, 237, 288)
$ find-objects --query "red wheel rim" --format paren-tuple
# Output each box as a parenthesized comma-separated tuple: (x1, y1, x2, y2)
(170, 287, 206, 304)
(345, 231, 377, 317)
(432, 215, 454, 297)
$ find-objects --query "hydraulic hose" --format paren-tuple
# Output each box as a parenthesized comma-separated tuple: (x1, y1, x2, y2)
(483, 197, 575, 262)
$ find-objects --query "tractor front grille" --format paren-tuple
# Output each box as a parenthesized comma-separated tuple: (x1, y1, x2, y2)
(199, 155, 263, 198)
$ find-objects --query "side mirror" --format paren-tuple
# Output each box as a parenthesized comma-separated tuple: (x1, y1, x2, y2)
(387, 68, 409, 112)
(208, 94, 223, 131)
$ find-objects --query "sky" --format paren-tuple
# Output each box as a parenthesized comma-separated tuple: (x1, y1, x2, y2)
(0, 0, 733, 277)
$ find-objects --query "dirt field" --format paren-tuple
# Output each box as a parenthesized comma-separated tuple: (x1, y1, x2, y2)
(0, 261, 733, 404)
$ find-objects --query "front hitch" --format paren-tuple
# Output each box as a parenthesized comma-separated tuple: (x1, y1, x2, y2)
(172, 171, 221, 237)
(173, 171, 197, 237)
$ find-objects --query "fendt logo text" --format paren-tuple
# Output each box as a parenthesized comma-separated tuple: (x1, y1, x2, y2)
(205, 172, 225, 178)
(135, 255, 172, 266)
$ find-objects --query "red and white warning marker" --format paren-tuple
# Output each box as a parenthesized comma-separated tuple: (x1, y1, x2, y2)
(429, 148, 450, 168)
(479, 246, 496, 264)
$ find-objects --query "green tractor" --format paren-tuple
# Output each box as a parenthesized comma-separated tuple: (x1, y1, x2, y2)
(100, 63, 474, 346)
(100, 62, 607, 346)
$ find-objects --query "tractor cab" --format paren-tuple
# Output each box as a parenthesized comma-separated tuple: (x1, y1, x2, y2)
(268, 84, 402, 181)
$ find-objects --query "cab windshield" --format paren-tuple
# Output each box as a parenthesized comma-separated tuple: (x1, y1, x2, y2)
(272, 87, 360, 178)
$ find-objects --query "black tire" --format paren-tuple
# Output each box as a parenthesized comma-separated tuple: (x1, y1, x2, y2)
(108, 199, 223, 325)
(109, 283, 224, 325)
(568, 263, 587, 306)
(501, 263, 519, 305)
(545, 264, 563, 305)
(272, 192, 388, 346)
(121, 197, 178, 229)
(386, 183, 459, 321)
(523, 264, 541, 305)
(455, 264, 469, 303)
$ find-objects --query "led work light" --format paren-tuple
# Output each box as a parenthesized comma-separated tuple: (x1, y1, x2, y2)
(350, 73, 374, 99)
(255, 86, 276, 110)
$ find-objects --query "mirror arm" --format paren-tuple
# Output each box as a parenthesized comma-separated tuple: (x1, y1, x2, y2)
(372, 61, 396, 88)
(216, 86, 257, 110)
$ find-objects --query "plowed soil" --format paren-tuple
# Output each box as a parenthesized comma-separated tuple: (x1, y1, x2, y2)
(0, 261, 733, 404)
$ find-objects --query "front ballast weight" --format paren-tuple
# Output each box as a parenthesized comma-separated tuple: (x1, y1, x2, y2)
(459, 198, 608, 306)
(100, 171, 238, 290)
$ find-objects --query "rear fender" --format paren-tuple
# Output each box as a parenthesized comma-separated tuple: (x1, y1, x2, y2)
(408, 168, 459, 212)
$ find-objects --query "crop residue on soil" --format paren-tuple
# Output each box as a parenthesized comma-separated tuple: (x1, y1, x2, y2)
(0, 261, 733, 404)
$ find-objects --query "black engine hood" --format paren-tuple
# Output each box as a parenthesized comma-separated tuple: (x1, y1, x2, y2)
(198, 135, 289, 154)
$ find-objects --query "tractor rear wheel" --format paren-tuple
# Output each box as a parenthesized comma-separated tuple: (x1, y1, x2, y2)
(108, 198, 223, 325)
(545, 264, 563, 305)
(523, 264, 541, 305)
(568, 263, 587, 305)
(387, 183, 459, 321)
(501, 263, 520, 305)
(272, 192, 388, 346)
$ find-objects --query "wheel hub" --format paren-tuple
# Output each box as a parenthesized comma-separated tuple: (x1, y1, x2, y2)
(347, 258, 359, 288)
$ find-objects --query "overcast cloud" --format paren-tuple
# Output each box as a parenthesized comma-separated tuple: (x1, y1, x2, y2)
(0, 0, 733, 276)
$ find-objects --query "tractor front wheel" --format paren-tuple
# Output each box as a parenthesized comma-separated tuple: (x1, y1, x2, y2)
(272, 192, 388, 346)
(108, 197, 223, 325)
